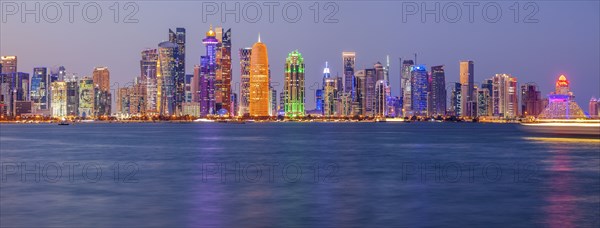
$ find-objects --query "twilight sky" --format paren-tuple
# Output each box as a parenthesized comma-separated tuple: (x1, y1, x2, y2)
(1, 1, 599, 109)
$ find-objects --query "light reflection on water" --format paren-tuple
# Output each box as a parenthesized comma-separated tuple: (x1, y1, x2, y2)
(0, 123, 598, 227)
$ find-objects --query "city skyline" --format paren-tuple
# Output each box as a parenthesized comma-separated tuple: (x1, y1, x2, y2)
(1, 1, 598, 109)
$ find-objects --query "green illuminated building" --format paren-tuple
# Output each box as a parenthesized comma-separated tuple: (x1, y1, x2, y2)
(284, 50, 305, 117)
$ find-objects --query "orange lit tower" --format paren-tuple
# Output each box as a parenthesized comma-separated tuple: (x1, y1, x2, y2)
(249, 34, 270, 117)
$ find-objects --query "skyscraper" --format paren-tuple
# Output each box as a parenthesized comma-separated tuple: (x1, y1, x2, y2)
(78, 77, 94, 118)
(283, 50, 305, 118)
(477, 87, 492, 117)
(169, 28, 186, 114)
(215, 27, 232, 115)
(450, 83, 462, 116)
(520, 83, 543, 117)
(401, 60, 414, 116)
(0, 72, 29, 116)
(342, 52, 356, 98)
(141, 49, 158, 114)
(158, 41, 179, 116)
(249, 35, 270, 117)
(411, 65, 429, 116)
(492, 74, 518, 118)
(198, 26, 218, 116)
(429, 65, 446, 116)
(375, 80, 389, 117)
(364, 68, 377, 116)
(91, 67, 111, 117)
(239, 47, 252, 116)
(354, 69, 365, 115)
(460, 61, 475, 117)
(50, 81, 67, 117)
(66, 76, 79, 116)
(31, 67, 48, 111)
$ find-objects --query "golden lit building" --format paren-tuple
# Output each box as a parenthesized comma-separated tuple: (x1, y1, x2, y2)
(249, 35, 270, 117)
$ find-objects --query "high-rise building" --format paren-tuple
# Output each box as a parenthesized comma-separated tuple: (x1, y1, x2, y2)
(477, 87, 492, 117)
(401, 60, 414, 116)
(0, 56, 17, 74)
(324, 76, 337, 117)
(215, 27, 232, 115)
(158, 41, 179, 116)
(197, 26, 219, 116)
(589, 97, 599, 118)
(270, 86, 277, 116)
(429, 65, 446, 116)
(169, 28, 186, 114)
(249, 35, 270, 117)
(141, 49, 158, 114)
(239, 47, 252, 116)
(31, 67, 49, 111)
(0, 72, 29, 116)
(491, 74, 518, 118)
(353, 69, 366, 115)
(460, 61, 475, 117)
(50, 81, 67, 117)
(342, 52, 356, 99)
(450, 83, 462, 116)
(66, 76, 79, 116)
(520, 83, 543, 117)
(92, 67, 110, 93)
(364, 68, 377, 116)
(283, 50, 305, 118)
(78, 77, 94, 118)
(92, 67, 111, 117)
(411, 65, 429, 116)
(375, 80, 389, 117)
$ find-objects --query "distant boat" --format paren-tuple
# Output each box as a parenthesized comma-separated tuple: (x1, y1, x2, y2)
(193, 118, 215, 123)
(520, 119, 600, 137)
(385, 118, 410, 123)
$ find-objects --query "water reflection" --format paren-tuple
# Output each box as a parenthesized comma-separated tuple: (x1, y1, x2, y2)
(542, 144, 582, 227)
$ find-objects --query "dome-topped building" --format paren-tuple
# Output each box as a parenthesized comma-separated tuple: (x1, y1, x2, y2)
(538, 74, 586, 119)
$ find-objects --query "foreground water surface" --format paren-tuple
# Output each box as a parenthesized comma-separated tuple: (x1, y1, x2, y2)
(1, 123, 599, 227)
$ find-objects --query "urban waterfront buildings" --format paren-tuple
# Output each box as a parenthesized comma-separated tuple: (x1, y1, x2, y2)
(238, 47, 252, 116)
(92, 67, 111, 116)
(491, 74, 518, 118)
(460, 60, 475, 117)
(249, 35, 270, 117)
(283, 50, 305, 117)
(158, 41, 179, 116)
(401, 59, 414, 117)
(520, 83, 543, 117)
(410, 65, 429, 116)
(429, 65, 446, 116)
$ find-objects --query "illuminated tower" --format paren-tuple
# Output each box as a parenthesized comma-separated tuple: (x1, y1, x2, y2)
(410, 65, 429, 116)
(199, 26, 218, 116)
(92, 67, 111, 117)
(249, 34, 270, 117)
(31, 67, 48, 111)
(401, 60, 414, 116)
(491, 73, 518, 118)
(460, 60, 474, 117)
(429, 65, 446, 116)
(168, 28, 186, 114)
(0, 56, 17, 74)
(158, 41, 178, 116)
(141, 49, 158, 114)
(239, 47, 252, 116)
(342, 52, 356, 98)
(323, 67, 337, 117)
(214, 27, 232, 115)
(284, 50, 305, 118)
(375, 80, 389, 117)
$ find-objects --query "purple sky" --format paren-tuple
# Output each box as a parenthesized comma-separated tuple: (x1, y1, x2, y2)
(2, 1, 599, 109)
